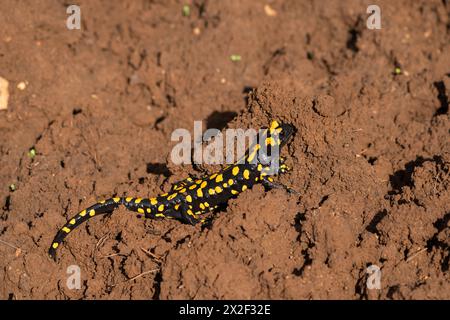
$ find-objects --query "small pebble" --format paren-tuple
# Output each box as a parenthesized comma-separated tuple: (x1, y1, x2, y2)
(264, 4, 277, 16)
(15, 248, 22, 257)
(28, 148, 36, 159)
(17, 81, 27, 90)
(182, 4, 190, 17)
(230, 54, 241, 62)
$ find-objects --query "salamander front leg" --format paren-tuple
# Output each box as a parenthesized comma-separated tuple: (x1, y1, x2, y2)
(260, 176, 298, 194)
(163, 202, 203, 225)
(260, 159, 298, 194)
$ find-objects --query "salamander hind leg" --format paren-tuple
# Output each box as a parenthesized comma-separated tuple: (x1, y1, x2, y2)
(164, 202, 203, 225)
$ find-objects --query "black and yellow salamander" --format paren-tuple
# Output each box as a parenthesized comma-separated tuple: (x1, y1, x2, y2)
(48, 120, 294, 258)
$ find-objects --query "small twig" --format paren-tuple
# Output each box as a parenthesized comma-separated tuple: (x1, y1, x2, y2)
(101, 253, 126, 258)
(0, 239, 23, 257)
(95, 234, 109, 249)
(355, 148, 368, 158)
(406, 248, 427, 263)
(127, 269, 159, 282)
(110, 268, 160, 287)
(140, 247, 163, 263)
(0, 239, 20, 250)
(92, 234, 109, 258)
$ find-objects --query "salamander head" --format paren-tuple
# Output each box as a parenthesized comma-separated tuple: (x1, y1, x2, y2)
(269, 120, 294, 148)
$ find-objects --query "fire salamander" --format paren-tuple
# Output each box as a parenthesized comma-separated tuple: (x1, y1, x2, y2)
(49, 120, 294, 259)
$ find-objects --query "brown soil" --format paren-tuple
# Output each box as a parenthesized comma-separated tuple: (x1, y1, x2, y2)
(0, 0, 449, 300)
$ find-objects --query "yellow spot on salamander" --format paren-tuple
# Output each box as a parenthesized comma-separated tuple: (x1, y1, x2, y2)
(113, 197, 121, 203)
(265, 137, 275, 146)
(180, 188, 186, 193)
(200, 181, 207, 188)
(126, 197, 133, 202)
(204, 202, 210, 207)
(189, 184, 197, 190)
(155, 213, 165, 217)
(89, 209, 96, 216)
(186, 195, 193, 202)
(257, 164, 263, 171)
(150, 198, 157, 205)
(187, 209, 194, 216)
(138, 208, 144, 214)
(197, 188, 203, 197)
(232, 166, 239, 176)
(79, 210, 87, 217)
(228, 179, 234, 185)
(158, 204, 164, 212)
(69, 219, 76, 225)
(146, 208, 151, 213)
(52, 242, 59, 249)
(247, 144, 260, 162)
(209, 173, 218, 180)
(270, 120, 280, 129)
(200, 203, 205, 210)
(135, 198, 142, 204)
(243, 169, 250, 179)
(174, 204, 180, 210)
(231, 190, 239, 195)
(215, 174, 223, 183)
(167, 193, 177, 201)
(208, 189, 215, 195)
(242, 185, 248, 191)
(62, 227, 71, 233)
(223, 183, 228, 188)
(196, 180, 202, 184)
(215, 186, 223, 193)
(99, 200, 106, 204)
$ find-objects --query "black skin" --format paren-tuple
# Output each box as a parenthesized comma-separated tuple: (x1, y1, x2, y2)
(48, 121, 295, 259)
